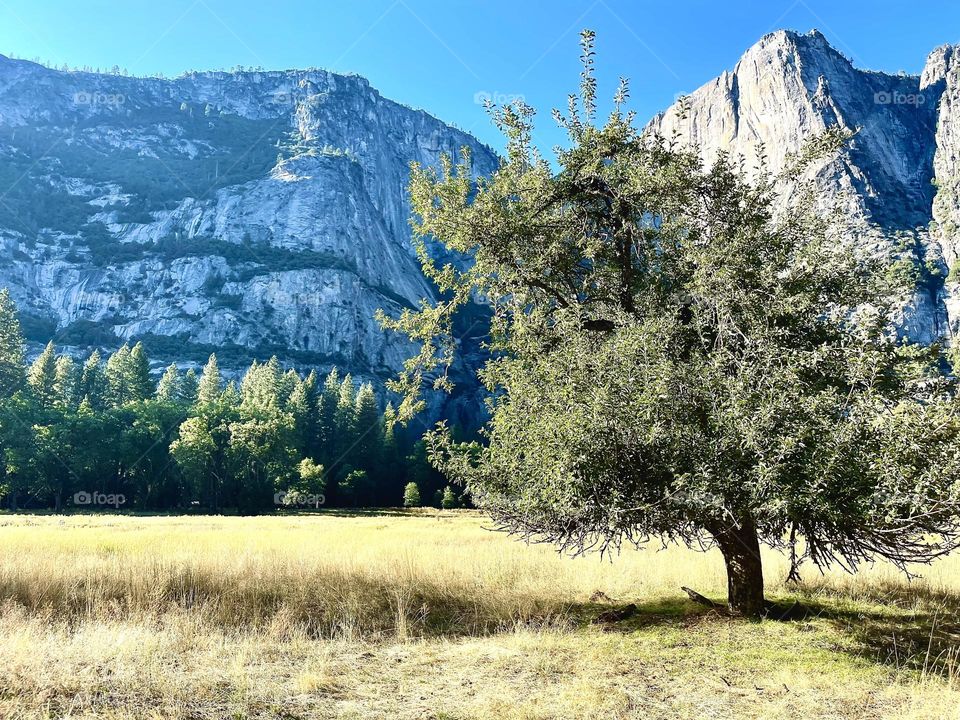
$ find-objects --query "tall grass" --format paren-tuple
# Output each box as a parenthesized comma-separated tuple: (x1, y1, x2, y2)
(1, 511, 958, 639)
(1, 512, 960, 719)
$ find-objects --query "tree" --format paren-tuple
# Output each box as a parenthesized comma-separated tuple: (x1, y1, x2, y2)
(0, 288, 26, 396)
(285, 458, 325, 508)
(441, 486, 457, 510)
(179, 369, 199, 405)
(337, 468, 371, 508)
(381, 31, 960, 617)
(79, 351, 107, 409)
(170, 416, 218, 507)
(27, 341, 58, 409)
(105, 344, 132, 406)
(156, 364, 181, 403)
(332, 374, 357, 470)
(196, 354, 222, 407)
(403, 481, 421, 508)
(128, 342, 153, 401)
(353, 383, 381, 473)
(316, 368, 340, 464)
(227, 413, 297, 512)
(287, 374, 318, 457)
(53, 355, 78, 408)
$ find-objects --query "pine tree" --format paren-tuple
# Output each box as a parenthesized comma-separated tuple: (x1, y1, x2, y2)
(279, 367, 299, 404)
(28, 341, 58, 409)
(196, 354, 222, 407)
(0, 289, 26, 396)
(53, 355, 78, 408)
(441, 486, 457, 509)
(179, 369, 199, 404)
(403, 481, 421, 508)
(105, 343, 132, 406)
(353, 383, 381, 471)
(316, 368, 340, 463)
(79, 351, 107, 409)
(156, 364, 181, 403)
(129, 342, 153, 401)
(286, 377, 312, 455)
(334, 374, 357, 466)
(240, 357, 282, 414)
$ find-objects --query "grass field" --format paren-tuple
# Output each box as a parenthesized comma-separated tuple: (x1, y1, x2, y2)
(0, 511, 958, 719)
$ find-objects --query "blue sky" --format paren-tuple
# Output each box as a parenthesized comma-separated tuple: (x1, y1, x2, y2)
(1, 0, 959, 152)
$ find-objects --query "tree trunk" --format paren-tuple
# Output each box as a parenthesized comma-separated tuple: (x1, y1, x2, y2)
(711, 518, 766, 618)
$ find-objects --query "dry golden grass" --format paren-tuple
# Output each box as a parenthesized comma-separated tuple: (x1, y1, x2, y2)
(0, 510, 958, 719)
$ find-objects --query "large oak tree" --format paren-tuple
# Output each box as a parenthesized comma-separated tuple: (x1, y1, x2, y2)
(382, 31, 960, 617)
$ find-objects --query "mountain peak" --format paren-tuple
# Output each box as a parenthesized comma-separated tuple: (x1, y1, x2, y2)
(922, 44, 960, 90)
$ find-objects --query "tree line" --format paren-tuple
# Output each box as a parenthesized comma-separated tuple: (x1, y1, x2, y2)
(0, 289, 459, 512)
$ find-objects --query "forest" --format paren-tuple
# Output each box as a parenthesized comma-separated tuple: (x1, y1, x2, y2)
(0, 289, 457, 512)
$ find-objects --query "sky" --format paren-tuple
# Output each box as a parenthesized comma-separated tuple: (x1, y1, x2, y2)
(1, 0, 959, 152)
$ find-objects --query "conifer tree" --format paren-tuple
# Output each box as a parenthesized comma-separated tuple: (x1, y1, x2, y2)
(28, 341, 58, 409)
(333, 373, 357, 467)
(105, 344, 132, 406)
(156, 364, 181, 403)
(317, 368, 340, 462)
(53, 355, 78, 408)
(79, 351, 107, 409)
(196, 354, 222, 407)
(128, 342, 153, 401)
(0, 289, 25, 397)
(286, 377, 313, 455)
(179, 368, 199, 404)
(353, 383, 381, 471)
(441, 486, 457, 510)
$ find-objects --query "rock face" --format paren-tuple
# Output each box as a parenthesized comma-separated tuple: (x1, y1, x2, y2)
(0, 56, 497, 420)
(6, 31, 960, 420)
(649, 30, 960, 344)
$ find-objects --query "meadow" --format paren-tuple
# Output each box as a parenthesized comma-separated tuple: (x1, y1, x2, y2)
(0, 511, 958, 719)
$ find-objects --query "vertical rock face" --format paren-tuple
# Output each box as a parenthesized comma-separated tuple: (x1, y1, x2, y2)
(649, 30, 960, 344)
(926, 46, 960, 338)
(0, 56, 498, 415)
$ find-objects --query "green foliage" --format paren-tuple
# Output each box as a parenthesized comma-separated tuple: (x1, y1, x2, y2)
(441, 485, 457, 510)
(0, 292, 439, 512)
(403, 481, 421, 508)
(337, 468, 372, 508)
(0, 289, 26, 396)
(27, 341, 58, 409)
(196, 354, 222, 407)
(382, 31, 960, 616)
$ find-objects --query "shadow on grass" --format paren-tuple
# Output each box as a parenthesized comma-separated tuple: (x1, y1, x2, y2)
(581, 583, 960, 678)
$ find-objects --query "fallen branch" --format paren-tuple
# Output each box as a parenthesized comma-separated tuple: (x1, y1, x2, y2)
(681, 586, 724, 610)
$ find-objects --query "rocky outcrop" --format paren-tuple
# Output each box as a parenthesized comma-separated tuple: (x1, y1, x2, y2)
(648, 30, 960, 344)
(0, 55, 497, 422)
(925, 45, 960, 340)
